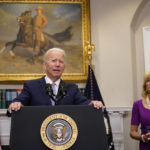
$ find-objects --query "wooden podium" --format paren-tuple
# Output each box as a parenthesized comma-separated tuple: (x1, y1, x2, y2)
(9, 105, 108, 150)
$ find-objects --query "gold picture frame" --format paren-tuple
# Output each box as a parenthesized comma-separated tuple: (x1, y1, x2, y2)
(0, 0, 92, 83)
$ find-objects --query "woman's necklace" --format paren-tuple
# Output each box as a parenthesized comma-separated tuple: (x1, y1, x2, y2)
(146, 96, 150, 108)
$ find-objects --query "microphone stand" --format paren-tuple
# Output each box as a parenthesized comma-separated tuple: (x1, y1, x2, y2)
(45, 83, 67, 105)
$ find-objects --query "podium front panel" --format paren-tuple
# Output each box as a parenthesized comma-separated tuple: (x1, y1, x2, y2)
(9, 105, 108, 150)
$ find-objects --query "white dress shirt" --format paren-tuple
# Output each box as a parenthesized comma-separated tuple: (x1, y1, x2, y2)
(45, 76, 60, 95)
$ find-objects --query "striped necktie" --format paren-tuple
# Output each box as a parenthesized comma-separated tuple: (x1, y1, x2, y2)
(51, 83, 56, 106)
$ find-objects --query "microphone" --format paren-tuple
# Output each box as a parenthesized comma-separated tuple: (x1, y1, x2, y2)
(55, 82, 67, 105)
(45, 82, 67, 105)
(56, 83, 67, 100)
(45, 83, 55, 100)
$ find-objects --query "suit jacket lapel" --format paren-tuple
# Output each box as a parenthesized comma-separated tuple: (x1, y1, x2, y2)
(38, 76, 51, 105)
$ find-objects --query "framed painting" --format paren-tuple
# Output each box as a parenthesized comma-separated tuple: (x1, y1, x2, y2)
(0, 0, 92, 82)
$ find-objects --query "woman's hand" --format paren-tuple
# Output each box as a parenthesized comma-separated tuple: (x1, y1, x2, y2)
(142, 132, 150, 142)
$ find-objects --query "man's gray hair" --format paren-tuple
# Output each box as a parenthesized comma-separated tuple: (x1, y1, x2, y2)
(44, 47, 66, 62)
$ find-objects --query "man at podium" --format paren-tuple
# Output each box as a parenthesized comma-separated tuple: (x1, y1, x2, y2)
(8, 48, 103, 113)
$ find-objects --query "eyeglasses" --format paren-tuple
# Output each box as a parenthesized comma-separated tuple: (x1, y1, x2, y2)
(48, 59, 65, 64)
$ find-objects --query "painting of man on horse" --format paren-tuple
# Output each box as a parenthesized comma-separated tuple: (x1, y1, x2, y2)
(0, 7, 65, 63)
(0, 3, 83, 74)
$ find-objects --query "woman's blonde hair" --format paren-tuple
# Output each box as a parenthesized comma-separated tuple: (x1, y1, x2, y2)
(142, 70, 150, 98)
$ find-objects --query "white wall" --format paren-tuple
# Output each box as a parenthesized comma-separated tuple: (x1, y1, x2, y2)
(132, 0, 150, 100)
(90, 0, 142, 107)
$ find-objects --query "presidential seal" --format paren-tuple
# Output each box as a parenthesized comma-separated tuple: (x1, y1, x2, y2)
(40, 113, 78, 150)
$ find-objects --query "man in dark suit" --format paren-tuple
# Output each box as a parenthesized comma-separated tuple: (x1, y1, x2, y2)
(8, 48, 103, 113)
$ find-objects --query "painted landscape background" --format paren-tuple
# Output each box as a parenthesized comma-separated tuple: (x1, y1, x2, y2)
(0, 3, 83, 74)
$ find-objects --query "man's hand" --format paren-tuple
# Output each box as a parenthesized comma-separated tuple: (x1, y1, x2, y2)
(8, 102, 23, 113)
(89, 100, 104, 111)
